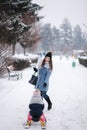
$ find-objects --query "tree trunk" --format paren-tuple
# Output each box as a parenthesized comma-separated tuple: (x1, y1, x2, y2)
(12, 44, 15, 55)
(24, 48, 26, 55)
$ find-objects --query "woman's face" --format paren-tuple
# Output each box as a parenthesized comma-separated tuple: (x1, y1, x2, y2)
(45, 56, 50, 62)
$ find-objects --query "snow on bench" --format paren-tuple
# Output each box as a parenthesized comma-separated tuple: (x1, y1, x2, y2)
(7, 65, 22, 80)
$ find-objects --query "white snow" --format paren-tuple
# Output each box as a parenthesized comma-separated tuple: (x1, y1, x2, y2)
(78, 56, 87, 60)
(12, 53, 38, 60)
(0, 55, 87, 130)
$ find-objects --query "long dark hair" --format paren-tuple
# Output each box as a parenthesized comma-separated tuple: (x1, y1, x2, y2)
(41, 57, 53, 70)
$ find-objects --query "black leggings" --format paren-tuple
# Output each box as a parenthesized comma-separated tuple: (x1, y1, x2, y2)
(41, 91, 49, 99)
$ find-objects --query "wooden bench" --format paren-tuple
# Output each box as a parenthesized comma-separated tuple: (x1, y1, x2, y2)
(7, 65, 22, 80)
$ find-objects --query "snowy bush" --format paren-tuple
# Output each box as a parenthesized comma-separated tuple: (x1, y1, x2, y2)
(78, 56, 87, 67)
(5, 54, 38, 70)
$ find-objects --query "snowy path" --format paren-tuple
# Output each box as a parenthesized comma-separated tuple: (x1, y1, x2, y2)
(0, 56, 87, 130)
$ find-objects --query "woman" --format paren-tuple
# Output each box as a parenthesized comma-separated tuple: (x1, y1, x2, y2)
(35, 52, 53, 110)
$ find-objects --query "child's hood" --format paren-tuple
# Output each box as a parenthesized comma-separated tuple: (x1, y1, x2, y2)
(30, 94, 43, 105)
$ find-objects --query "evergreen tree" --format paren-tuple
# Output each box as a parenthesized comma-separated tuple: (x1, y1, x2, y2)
(40, 24, 53, 51)
(72, 25, 85, 49)
(59, 18, 72, 53)
(36, 18, 87, 53)
(52, 26, 60, 51)
(0, 0, 42, 54)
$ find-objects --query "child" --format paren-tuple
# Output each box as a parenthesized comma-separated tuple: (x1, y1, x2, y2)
(24, 89, 46, 129)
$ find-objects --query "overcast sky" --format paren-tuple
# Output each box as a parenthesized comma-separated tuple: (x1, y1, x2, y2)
(33, 0, 87, 30)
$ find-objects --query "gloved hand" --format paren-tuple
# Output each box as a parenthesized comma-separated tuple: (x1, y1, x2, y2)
(43, 83, 47, 87)
(33, 67, 38, 72)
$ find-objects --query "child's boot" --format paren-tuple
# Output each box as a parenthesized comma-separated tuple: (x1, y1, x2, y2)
(39, 113, 47, 129)
(23, 120, 32, 129)
(23, 113, 32, 128)
(40, 120, 46, 129)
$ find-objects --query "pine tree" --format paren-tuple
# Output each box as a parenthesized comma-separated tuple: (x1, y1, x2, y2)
(52, 26, 60, 51)
(40, 24, 53, 51)
(0, 0, 42, 54)
(72, 25, 85, 49)
(59, 18, 72, 53)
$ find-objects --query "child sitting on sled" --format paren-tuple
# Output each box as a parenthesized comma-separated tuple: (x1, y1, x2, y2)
(24, 89, 46, 128)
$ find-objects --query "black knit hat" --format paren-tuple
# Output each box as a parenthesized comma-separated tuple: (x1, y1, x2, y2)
(45, 52, 52, 59)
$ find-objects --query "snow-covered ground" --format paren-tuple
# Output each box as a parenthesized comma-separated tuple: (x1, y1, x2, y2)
(0, 56, 87, 130)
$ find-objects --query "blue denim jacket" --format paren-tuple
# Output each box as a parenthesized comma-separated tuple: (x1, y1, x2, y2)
(35, 66, 52, 91)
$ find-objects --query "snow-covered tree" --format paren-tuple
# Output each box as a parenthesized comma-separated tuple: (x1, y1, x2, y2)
(0, 0, 42, 54)
(36, 18, 87, 54)
(72, 25, 86, 50)
(59, 18, 72, 53)
(40, 24, 53, 51)
(52, 26, 60, 51)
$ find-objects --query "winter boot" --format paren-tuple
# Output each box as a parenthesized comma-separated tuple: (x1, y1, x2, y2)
(23, 120, 32, 129)
(40, 121, 46, 129)
(40, 114, 47, 129)
(23, 113, 32, 128)
(45, 96, 52, 110)
(48, 102, 52, 110)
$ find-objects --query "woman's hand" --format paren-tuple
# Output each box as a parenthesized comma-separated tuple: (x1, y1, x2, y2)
(43, 83, 47, 87)
(33, 67, 38, 72)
